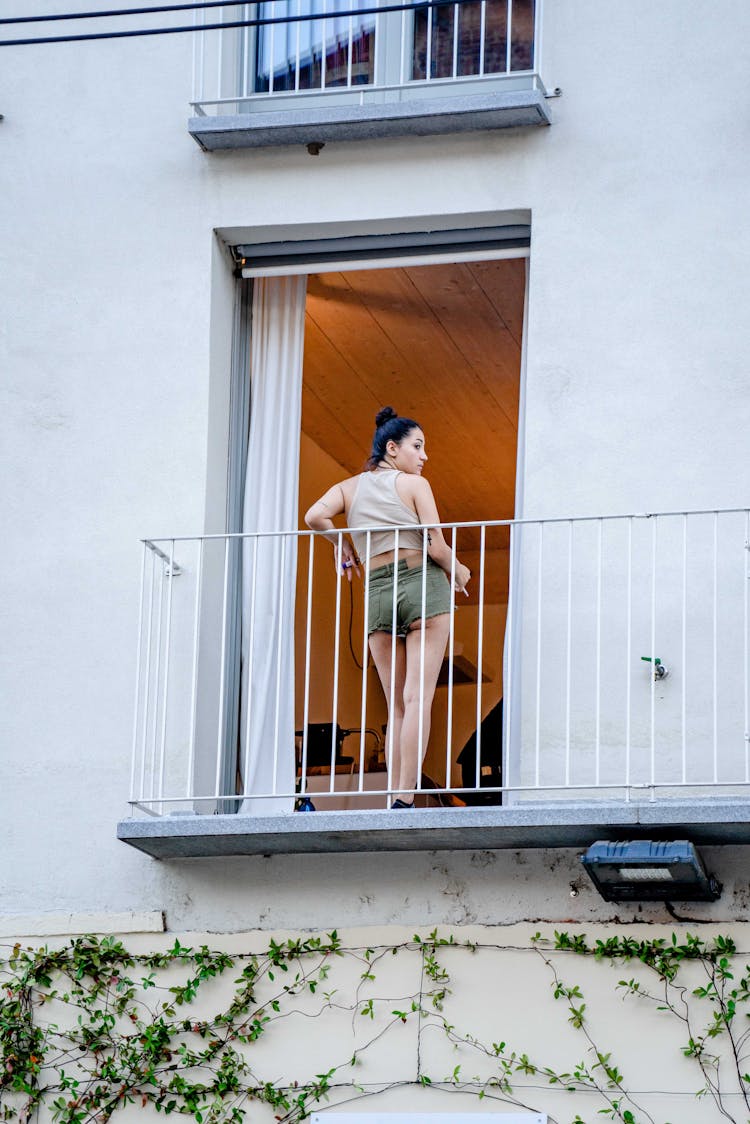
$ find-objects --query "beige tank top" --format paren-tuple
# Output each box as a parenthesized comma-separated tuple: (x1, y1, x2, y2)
(348, 470, 425, 561)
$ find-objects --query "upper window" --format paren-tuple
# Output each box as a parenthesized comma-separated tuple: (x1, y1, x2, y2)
(247, 0, 536, 95)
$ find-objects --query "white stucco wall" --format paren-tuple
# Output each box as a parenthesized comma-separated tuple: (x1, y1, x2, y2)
(2, 1, 750, 926)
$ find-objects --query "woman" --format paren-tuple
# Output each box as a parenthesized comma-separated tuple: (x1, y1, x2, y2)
(305, 407, 471, 808)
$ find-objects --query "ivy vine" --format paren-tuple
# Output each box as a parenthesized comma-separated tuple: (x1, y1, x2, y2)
(1, 929, 749, 1124)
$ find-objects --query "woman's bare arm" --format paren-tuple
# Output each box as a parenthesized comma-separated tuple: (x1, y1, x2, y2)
(304, 481, 361, 579)
(304, 483, 346, 540)
(410, 477, 471, 592)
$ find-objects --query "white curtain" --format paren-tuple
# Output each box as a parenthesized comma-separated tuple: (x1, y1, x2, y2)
(239, 275, 307, 815)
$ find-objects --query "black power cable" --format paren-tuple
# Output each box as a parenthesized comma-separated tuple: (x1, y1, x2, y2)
(0, 0, 491, 22)
(0, 0, 482, 47)
(347, 579, 372, 671)
(0, 1, 249, 23)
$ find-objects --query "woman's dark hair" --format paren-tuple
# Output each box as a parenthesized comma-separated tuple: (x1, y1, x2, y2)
(366, 406, 421, 469)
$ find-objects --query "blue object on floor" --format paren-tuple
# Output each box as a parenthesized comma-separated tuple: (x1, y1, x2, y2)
(296, 797, 316, 812)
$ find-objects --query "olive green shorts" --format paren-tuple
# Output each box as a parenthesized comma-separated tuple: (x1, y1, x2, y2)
(367, 557, 451, 637)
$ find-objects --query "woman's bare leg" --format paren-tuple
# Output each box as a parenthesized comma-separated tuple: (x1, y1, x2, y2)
(398, 614, 450, 796)
(368, 630, 406, 797)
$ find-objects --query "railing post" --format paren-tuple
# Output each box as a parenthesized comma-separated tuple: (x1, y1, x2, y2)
(594, 518, 602, 787)
(130, 541, 148, 805)
(474, 523, 486, 789)
(157, 539, 176, 802)
(681, 513, 688, 785)
(713, 510, 719, 783)
(358, 530, 373, 792)
(295, 0, 302, 90)
(564, 519, 573, 787)
(416, 525, 428, 795)
(139, 549, 156, 805)
(745, 510, 750, 782)
(533, 0, 542, 73)
(269, 0, 276, 93)
(214, 536, 231, 802)
(242, 535, 259, 801)
(444, 525, 457, 792)
(503, 520, 516, 798)
(300, 533, 315, 796)
(534, 520, 543, 788)
(187, 536, 205, 801)
(148, 554, 165, 804)
(625, 516, 633, 799)
(387, 527, 400, 799)
(330, 530, 344, 790)
(649, 516, 657, 793)
(272, 533, 288, 800)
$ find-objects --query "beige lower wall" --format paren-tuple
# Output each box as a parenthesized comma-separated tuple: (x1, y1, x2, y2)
(3, 921, 745, 1124)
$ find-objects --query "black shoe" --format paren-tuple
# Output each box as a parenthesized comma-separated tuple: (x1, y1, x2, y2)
(391, 798, 415, 809)
(296, 797, 316, 812)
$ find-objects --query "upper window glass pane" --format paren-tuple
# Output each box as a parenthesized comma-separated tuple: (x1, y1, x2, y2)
(412, 0, 535, 81)
(255, 0, 376, 92)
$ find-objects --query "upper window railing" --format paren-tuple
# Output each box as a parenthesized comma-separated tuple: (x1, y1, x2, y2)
(190, 0, 542, 115)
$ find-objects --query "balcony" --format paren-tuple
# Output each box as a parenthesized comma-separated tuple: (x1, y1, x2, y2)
(117, 509, 750, 858)
(188, 0, 552, 150)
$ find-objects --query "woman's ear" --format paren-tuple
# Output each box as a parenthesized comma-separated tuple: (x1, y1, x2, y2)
(386, 439, 398, 458)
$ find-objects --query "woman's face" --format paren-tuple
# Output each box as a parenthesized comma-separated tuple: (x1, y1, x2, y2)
(389, 427, 427, 474)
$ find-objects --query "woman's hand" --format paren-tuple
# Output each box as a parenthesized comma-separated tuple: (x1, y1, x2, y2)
(453, 561, 471, 596)
(335, 539, 361, 582)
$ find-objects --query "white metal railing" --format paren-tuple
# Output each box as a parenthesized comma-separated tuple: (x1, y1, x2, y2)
(190, 0, 543, 115)
(129, 509, 750, 817)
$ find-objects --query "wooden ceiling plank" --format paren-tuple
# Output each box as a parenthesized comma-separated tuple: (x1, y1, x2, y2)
(306, 275, 436, 431)
(342, 268, 519, 452)
(300, 383, 363, 477)
(404, 263, 521, 428)
(308, 271, 440, 410)
(467, 259, 526, 348)
(302, 316, 382, 454)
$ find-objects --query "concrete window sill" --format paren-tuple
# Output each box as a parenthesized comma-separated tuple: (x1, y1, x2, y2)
(118, 798, 750, 858)
(188, 87, 551, 151)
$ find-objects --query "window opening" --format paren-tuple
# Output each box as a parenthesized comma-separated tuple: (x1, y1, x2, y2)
(294, 257, 525, 809)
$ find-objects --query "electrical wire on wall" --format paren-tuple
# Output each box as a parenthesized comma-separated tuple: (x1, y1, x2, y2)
(1, 1, 251, 21)
(0, 0, 496, 46)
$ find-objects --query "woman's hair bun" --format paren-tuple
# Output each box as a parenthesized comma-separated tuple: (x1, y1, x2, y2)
(375, 406, 397, 428)
(366, 406, 420, 469)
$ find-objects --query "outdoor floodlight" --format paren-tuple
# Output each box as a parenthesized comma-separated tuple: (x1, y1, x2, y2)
(581, 840, 722, 902)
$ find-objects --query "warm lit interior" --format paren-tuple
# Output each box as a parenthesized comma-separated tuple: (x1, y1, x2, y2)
(296, 258, 524, 805)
